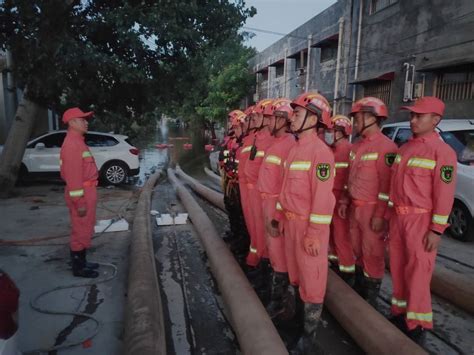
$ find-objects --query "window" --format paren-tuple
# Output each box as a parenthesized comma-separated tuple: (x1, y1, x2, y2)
(295, 50, 307, 70)
(275, 64, 284, 78)
(381, 126, 397, 140)
(440, 130, 474, 165)
(85, 134, 119, 147)
(370, 0, 398, 14)
(394, 128, 412, 146)
(320, 42, 338, 63)
(435, 68, 474, 101)
(363, 80, 392, 104)
(29, 133, 66, 148)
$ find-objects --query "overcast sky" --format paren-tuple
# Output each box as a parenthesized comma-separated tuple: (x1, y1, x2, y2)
(243, 0, 336, 52)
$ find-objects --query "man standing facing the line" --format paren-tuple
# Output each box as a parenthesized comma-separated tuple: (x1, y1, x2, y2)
(388, 97, 457, 342)
(60, 107, 100, 278)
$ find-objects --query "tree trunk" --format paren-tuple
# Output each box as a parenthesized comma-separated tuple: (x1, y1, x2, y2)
(0, 96, 41, 197)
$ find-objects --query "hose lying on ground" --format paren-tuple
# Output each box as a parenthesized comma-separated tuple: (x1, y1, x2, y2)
(168, 168, 288, 355)
(204, 166, 223, 187)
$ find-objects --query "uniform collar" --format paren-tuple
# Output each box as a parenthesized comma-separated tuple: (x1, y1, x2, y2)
(362, 130, 383, 142)
(67, 129, 85, 140)
(298, 130, 318, 145)
(411, 131, 439, 143)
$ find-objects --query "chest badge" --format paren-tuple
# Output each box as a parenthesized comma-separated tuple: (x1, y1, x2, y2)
(316, 163, 331, 181)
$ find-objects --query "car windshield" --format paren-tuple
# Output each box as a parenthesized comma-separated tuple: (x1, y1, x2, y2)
(440, 130, 474, 165)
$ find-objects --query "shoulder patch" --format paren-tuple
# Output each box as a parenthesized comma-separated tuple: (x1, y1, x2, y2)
(316, 163, 331, 181)
(440, 165, 454, 183)
(385, 153, 397, 167)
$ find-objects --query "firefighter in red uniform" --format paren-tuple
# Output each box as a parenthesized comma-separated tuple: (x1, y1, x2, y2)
(273, 93, 335, 353)
(325, 115, 355, 285)
(257, 98, 296, 319)
(338, 97, 397, 305)
(60, 108, 99, 278)
(223, 110, 250, 262)
(388, 97, 457, 342)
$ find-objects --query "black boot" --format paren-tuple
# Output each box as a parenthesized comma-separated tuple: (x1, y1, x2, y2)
(71, 250, 99, 278)
(406, 326, 426, 344)
(292, 303, 323, 355)
(71, 250, 99, 270)
(266, 272, 290, 319)
(389, 314, 407, 333)
(257, 258, 272, 305)
(353, 265, 365, 296)
(339, 272, 356, 288)
(363, 276, 382, 307)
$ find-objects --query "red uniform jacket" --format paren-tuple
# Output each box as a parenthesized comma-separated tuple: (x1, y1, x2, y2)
(244, 130, 274, 185)
(389, 131, 457, 234)
(332, 139, 352, 193)
(60, 130, 98, 209)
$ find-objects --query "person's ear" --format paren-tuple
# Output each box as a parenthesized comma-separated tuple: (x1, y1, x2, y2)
(432, 114, 441, 126)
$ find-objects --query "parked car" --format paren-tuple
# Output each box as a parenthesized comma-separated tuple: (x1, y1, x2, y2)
(0, 130, 140, 185)
(382, 119, 474, 241)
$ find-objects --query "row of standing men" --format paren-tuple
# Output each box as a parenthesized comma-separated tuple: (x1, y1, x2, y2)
(218, 93, 457, 352)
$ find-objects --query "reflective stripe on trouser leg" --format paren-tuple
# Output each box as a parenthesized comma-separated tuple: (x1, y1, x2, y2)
(262, 197, 287, 273)
(389, 214, 408, 315)
(402, 212, 436, 330)
(66, 186, 97, 251)
(354, 204, 386, 278)
(295, 220, 329, 304)
(332, 197, 355, 273)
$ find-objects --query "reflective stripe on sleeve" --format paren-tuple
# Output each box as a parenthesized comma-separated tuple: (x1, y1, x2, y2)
(276, 202, 283, 211)
(82, 151, 92, 158)
(69, 189, 85, 197)
(360, 152, 379, 161)
(309, 213, 332, 225)
(432, 214, 449, 225)
(249, 246, 257, 254)
(378, 192, 390, 202)
(388, 200, 394, 208)
(265, 155, 282, 165)
(407, 157, 436, 170)
(289, 161, 311, 171)
(335, 162, 349, 168)
(255, 151, 265, 158)
(328, 254, 339, 261)
(242, 146, 252, 153)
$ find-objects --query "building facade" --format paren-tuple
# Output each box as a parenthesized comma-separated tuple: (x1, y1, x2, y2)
(249, 0, 474, 121)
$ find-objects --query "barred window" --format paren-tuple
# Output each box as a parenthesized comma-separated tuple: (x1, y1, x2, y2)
(370, 0, 398, 15)
(363, 80, 392, 104)
(275, 64, 284, 78)
(435, 69, 474, 101)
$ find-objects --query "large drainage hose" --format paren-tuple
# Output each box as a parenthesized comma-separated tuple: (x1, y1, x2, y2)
(204, 166, 223, 187)
(123, 171, 166, 355)
(173, 167, 428, 354)
(168, 168, 288, 355)
(175, 165, 225, 211)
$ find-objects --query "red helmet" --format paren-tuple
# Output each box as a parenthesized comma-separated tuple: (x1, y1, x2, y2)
(228, 110, 246, 127)
(253, 98, 274, 114)
(350, 97, 388, 119)
(291, 92, 332, 128)
(264, 98, 293, 119)
(331, 115, 352, 136)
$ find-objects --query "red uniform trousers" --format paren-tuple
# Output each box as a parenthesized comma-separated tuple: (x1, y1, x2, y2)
(331, 190, 355, 274)
(261, 195, 287, 273)
(349, 201, 386, 279)
(389, 212, 435, 330)
(282, 214, 328, 304)
(245, 184, 267, 266)
(65, 185, 97, 251)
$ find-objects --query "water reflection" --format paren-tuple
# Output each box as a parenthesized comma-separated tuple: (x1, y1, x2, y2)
(135, 119, 223, 186)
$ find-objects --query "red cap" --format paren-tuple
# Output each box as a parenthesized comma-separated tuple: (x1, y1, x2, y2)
(62, 107, 94, 124)
(401, 96, 445, 116)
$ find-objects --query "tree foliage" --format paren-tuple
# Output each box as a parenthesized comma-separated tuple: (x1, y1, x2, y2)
(0, 0, 255, 131)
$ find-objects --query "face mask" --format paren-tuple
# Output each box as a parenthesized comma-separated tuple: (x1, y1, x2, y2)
(324, 131, 335, 145)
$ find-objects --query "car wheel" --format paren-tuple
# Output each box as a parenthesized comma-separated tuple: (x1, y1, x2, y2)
(101, 161, 128, 185)
(448, 200, 474, 242)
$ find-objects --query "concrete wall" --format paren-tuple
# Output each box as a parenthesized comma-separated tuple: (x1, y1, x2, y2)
(249, 0, 474, 122)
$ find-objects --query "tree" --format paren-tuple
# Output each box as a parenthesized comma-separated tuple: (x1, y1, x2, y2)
(0, 0, 255, 196)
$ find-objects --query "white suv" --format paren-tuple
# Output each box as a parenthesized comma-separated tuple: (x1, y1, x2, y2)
(382, 119, 474, 242)
(8, 130, 140, 185)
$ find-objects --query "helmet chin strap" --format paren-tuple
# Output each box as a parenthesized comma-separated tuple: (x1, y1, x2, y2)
(292, 110, 319, 140)
(272, 117, 288, 136)
(355, 113, 379, 137)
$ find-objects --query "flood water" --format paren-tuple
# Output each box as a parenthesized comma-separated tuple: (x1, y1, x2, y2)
(135, 119, 223, 185)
